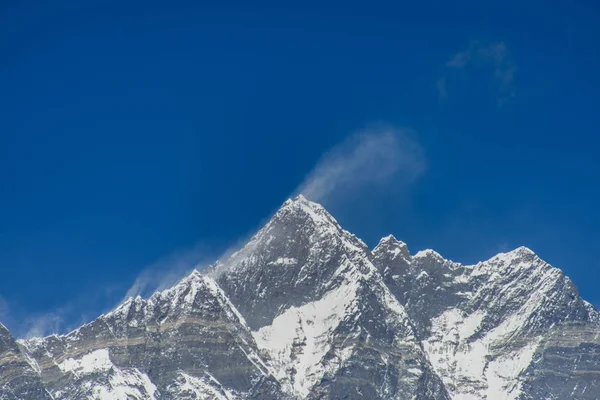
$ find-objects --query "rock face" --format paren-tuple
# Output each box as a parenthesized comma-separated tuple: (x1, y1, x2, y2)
(213, 196, 449, 399)
(372, 235, 600, 399)
(0, 323, 52, 400)
(1, 195, 599, 399)
(14, 273, 282, 400)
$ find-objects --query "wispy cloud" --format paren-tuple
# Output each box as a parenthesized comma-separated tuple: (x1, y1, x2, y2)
(296, 126, 426, 204)
(23, 311, 65, 339)
(18, 285, 122, 339)
(0, 293, 65, 338)
(441, 41, 517, 105)
(121, 242, 218, 303)
(2, 244, 219, 338)
(7, 127, 427, 337)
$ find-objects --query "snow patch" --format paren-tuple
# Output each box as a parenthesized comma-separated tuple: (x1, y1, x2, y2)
(58, 349, 113, 375)
(169, 372, 237, 400)
(253, 281, 360, 398)
(423, 308, 541, 400)
(91, 369, 158, 400)
(270, 257, 298, 265)
(57, 349, 158, 400)
(486, 340, 540, 399)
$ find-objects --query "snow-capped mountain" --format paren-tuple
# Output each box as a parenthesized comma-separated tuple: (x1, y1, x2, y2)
(1, 195, 599, 399)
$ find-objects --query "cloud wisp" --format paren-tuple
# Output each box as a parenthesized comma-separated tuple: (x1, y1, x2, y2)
(12, 126, 427, 338)
(441, 41, 517, 105)
(296, 126, 426, 204)
(0, 289, 84, 338)
(23, 311, 66, 339)
(122, 242, 218, 302)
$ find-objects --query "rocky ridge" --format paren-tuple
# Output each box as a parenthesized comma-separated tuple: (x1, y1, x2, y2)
(0, 195, 598, 399)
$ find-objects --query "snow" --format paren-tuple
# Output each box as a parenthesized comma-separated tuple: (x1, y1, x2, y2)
(270, 257, 297, 265)
(253, 280, 360, 398)
(458, 310, 485, 339)
(373, 235, 411, 261)
(58, 349, 113, 375)
(421, 248, 561, 399)
(485, 339, 540, 399)
(57, 349, 158, 400)
(169, 372, 237, 400)
(423, 307, 541, 400)
(16, 339, 42, 374)
(41, 271, 271, 399)
(416, 270, 429, 280)
(91, 368, 158, 400)
(453, 274, 470, 284)
(413, 249, 445, 262)
(11, 195, 596, 400)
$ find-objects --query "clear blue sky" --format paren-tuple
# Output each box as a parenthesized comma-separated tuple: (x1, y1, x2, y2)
(1, 0, 599, 336)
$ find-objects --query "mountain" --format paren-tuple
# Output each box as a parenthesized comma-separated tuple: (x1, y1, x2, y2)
(0, 323, 52, 400)
(373, 236, 600, 399)
(211, 196, 448, 399)
(1, 195, 599, 399)
(13, 273, 281, 400)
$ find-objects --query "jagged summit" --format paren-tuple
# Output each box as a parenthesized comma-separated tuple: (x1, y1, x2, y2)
(280, 193, 323, 213)
(15, 266, 280, 400)
(212, 194, 369, 278)
(413, 248, 446, 263)
(489, 244, 536, 261)
(283, 193, 309, 204)
(374, 234, 409, 252)
(213, 195, 379, 329)
(277, 194, 343, 231)
(1, 197, 599, 399)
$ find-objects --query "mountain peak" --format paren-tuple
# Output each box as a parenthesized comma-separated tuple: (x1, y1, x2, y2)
(374, 234, 408, 250)
(4, 200, 600, 399)
(278, 193, 326, 217)
(281, 193, 314, 209)
(288, 193, 308, 202)
(413, 248, 446, 263)
(488, 245, 537, 265)
(280, 193, 326, 215)
(373, 234, 411, 263)
(378, 234, 399, 245)
(512, 245, 535, 256)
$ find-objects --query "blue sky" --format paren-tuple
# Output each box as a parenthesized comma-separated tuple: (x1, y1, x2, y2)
(1, 0, 599, 337)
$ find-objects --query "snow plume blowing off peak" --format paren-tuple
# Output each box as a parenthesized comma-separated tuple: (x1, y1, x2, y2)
(122, 127, 425, 314)
(296, 127, 426, 204)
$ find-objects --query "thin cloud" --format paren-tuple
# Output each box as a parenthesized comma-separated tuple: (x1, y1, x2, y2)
(23, 311, 65, 339)
(18, 285, 121, 339)
(296, 126, 426, 203)
(441, 41, 517, 105)
(212, 125, 428, 276)
(6, 244, 218, 338)
(10, 127, 427, 337)
(0, 292, 67, 338)
(121, 242, 218, 303)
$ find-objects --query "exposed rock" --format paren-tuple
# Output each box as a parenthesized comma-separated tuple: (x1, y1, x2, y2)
(1, 196, 598, 399)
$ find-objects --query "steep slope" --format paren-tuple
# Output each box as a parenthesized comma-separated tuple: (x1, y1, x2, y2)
(213, 195, 449, 400)
(1, 196, 599, 399)
(0, 323, 52, 400)
(18, 273, 282, 400)
(373, 236, 600, 399)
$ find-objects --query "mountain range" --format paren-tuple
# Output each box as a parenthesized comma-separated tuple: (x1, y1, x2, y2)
(1, 195, 599, 399)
